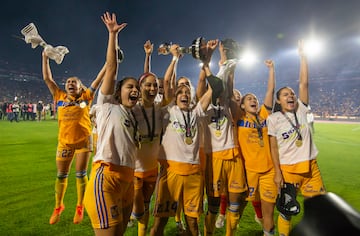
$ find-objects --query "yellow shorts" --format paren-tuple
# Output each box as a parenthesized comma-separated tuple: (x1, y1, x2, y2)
(84, 162, 134, 229)
(56, 136, 92, 161)
(282, 160, 326, 198)
(153, 169, 203, 218)
(246, 168, 277, 203)
(205, 154, 248, 197)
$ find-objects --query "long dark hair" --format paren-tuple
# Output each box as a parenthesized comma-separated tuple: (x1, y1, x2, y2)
(273, 86, 293, 112)
(114, 77, 138, 103)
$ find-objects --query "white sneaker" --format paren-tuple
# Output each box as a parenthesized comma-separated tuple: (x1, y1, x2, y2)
(215, 214, 225, 228)
(127, 218, 135, 228)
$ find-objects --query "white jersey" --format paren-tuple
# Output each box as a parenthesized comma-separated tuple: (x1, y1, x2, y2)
(132, 102, 164, 172)
(93, 91, 138, 168)
(203, 103, 237, 154)
(161, 102, 205, 165)
(267, 100, 318, 165)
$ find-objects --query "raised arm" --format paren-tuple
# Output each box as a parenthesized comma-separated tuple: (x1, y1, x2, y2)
(198, 40, 223, 111)
(263, 60, 275, 111)
(42, 51, 59, 96)
(196, 66, 207, 100)
(89, 63, 106, 95)
(143, 40, 153, 73)
(298, 40, 309, 105)
(100, 12, 127, 96)
(163, 44, 180, 104)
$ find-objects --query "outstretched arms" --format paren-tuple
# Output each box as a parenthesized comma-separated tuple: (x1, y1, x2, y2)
(42, 51, 59, 96)
(143, 40, 153, 73)
(163, 44, 181, 104)
(298, 40, 309, 105)
(100, 12, 127, 96)
(263, 60, 275, 111)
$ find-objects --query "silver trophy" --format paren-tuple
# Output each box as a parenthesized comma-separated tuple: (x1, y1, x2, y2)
(220, 38, 242, 60)
(21, 23, 69, 64)
(158, 37, 208, 61)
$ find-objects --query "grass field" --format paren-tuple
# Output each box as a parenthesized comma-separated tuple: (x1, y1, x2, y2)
(0, 119, 359, 236)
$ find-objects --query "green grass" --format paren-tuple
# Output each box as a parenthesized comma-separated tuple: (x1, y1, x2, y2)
(0, 120, 359, 235)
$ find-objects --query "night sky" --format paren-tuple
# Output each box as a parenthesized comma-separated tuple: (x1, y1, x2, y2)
(1, 0, 360, 91)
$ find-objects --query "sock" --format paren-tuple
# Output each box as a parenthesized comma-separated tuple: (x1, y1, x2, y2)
(226, 209, 240, 236)
(76, 171, 88, 206)
(204, 211, 217, 235)
(138, 211, 149, 236)
(252, 200, 263, 219)
(175, 206, 182, 223)
(138, 202, 150, 236)
(277, 214, 291, 236)
(55, 177, 68, 208)
(220, 194, 227, 216)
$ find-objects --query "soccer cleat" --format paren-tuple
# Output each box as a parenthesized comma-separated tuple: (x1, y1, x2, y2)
(215, 214, 225, 229)
(73, 205, 84, 224)
(127, 218, 135, 228)
(176, 221, 186, 235)
(49, 205, 65, 225)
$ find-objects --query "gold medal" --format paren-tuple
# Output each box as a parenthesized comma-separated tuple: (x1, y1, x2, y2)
(79, 101, 86, 109)
(259, 139, 264, 147)
(215, 130, 222, 137)
(295, 139, 302, 147)
(185, 137, 193, 145)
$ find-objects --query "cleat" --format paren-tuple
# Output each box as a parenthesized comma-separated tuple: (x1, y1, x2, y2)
(176, 221, 186, 235)
(215, 214, 225, 229)
(49, 205, 65, 225)
(73, 205, 84, 224)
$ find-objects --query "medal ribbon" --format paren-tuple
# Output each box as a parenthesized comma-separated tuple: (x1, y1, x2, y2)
(181, 109, 192, 138)
(141, 104, 155, 141)
(214, 104, 221, 131)
(128, 110, 140, 144)
(281, 111, 302, 140)
(251, 115, 263, 141)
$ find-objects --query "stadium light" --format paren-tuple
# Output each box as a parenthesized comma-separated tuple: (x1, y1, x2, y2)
(303, 38, 325, 58)
(239, 50, 258, 67)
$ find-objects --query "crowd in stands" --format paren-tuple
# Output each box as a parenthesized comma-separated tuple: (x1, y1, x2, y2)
(0, 64, 359, 121)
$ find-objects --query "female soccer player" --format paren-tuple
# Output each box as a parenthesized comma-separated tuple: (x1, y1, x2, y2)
(42, 23, 105, 226)
(267, 40, 326, 236)
(130, 42, 180, 236)
(83, 12, 140, 236)
(237, 60, 277, 235)
(199, 40, 248, 236)
(150, 39, 223, 236)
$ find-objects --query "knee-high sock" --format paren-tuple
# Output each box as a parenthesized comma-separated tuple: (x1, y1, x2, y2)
(76, 172, 88, 206)
(226, 208, 240, 236)
(219, 194, 227, 215)
(277, 214, 291, 236)
(252, 200, 263, 219)
(55, 177, 68, 207)
(138, 202, 150, 236)
(175, 204, 182, 223)
(204, 211, 217, 235)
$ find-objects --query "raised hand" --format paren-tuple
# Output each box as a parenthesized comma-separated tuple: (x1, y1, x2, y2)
(298, 39, 305, 57)
(101, 12, 127, 34)
(144, 40, 153, 55)
(264, 59, 274, 68)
